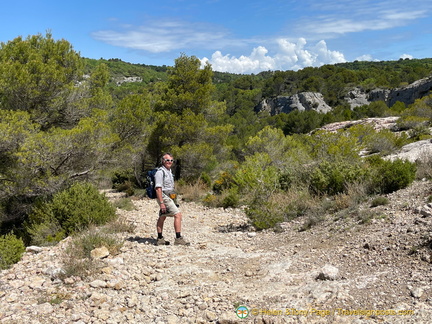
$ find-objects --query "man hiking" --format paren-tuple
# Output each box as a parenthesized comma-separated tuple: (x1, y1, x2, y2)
(154, 153, 190, 246)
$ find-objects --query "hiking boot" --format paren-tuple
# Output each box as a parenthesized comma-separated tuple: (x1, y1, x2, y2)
(174, 237, 190, 246)
(156, 237, 169, 246)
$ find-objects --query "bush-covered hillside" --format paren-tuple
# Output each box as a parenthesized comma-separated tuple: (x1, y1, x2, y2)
(1, 32, 432, 267)
(87, 56, 432, 109)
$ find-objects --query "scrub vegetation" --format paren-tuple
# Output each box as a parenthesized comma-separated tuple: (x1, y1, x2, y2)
(1, 33, 431, 267)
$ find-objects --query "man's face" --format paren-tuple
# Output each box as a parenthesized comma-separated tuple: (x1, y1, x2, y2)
(162, 155, 174, 168)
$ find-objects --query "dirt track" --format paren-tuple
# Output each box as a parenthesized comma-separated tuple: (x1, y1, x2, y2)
(1, 181, 432, 323)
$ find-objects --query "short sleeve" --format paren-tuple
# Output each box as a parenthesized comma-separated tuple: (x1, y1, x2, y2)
(154, 169, 164, 188)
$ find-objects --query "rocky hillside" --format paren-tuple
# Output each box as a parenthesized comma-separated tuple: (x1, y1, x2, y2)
(255, 76, 432, 115)
(2, 177, 432, 323)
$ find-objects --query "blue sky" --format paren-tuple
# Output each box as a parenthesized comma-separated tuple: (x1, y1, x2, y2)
(1, 0, 431, 74)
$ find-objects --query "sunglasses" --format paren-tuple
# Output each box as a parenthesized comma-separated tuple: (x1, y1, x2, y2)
(164, 159, 174, 162)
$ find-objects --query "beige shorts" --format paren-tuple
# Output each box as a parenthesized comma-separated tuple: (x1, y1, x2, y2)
(158, 194, 179, 217)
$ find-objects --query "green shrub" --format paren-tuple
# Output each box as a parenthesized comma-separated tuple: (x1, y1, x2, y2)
(213, 171, 235, 194)
(0, 233, 25, 269)
(111, 170, 136, 195)
(222, 188, 240, 208)
(309, 160, 369, 195)
(25, 199, 65, 245)
(368, 157, 416, 194)
(244, 188, 317, 230)
(397, 115, 429, 131)
(26, 218, 65, 246)
(357, 210, 384, 224)
(233, 153, 280, 204)
(370, 196, 390, 207)
(26, 182, 116, 243)
(201, 186, 240, 209)
(111, 170, 133, 188)
(199, 172, 212, 188)
(279, 171, 295, 191)
(246, 202, 284, 230)
(408, 125, 431, 141)
(70, 229, 122, 258)
(115, 181, 135, 196)
(52, 182, 116, 234)
(362, 130, 400, 155)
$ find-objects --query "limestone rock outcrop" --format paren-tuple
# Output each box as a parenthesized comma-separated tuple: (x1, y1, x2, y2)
(115, 76, 143, 86)
(255, 92, 332, 115)
(385, 139, 432, 163)
(388, 76, 432, 107)
(314, 116, 400, 133)
(257, 76, 432, 115)
(345, 76, 432, 108)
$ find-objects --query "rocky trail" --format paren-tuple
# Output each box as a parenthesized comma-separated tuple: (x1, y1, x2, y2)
(2, 180, 432, 323)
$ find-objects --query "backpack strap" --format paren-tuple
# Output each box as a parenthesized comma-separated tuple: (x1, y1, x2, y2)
(157, 167, 166, 180)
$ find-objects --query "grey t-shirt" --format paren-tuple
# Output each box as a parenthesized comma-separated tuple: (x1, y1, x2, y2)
(154, 166, 175, 192)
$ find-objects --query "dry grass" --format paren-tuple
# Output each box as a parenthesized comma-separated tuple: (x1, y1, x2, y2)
(332, 193, 352, 211)
(61, 222, 126, 279)
(246, 188, 320, 230)
(280, 188, 320, 220)
(286, 182, 370, 231)
(102, 215, 136, 234)
(177, 179, 209, 202)
(111, 197, 137, 211)
(416, 151, 432, 180)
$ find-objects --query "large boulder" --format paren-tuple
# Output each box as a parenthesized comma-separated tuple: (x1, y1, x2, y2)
(385, 139, 432, 163)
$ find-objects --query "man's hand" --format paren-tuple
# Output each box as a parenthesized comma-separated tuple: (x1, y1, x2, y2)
(160, 203, 167, 214)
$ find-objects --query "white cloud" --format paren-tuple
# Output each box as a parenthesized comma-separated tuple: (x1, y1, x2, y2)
(92, 19, 232, 53)
(201, 47, 276, 74)
(201, 38, 346, 74)
(400, 54, 414, 60)
(313, 40, 346, 66)
(296, 5, 428, 37)
(93, 20, 346, 73)
(354, 54, 374, 61)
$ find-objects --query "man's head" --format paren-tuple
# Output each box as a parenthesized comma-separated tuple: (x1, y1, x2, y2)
(161, 153, 174, 169)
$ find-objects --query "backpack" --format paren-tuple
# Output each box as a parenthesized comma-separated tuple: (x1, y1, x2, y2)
(145, 168, 165, 199)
